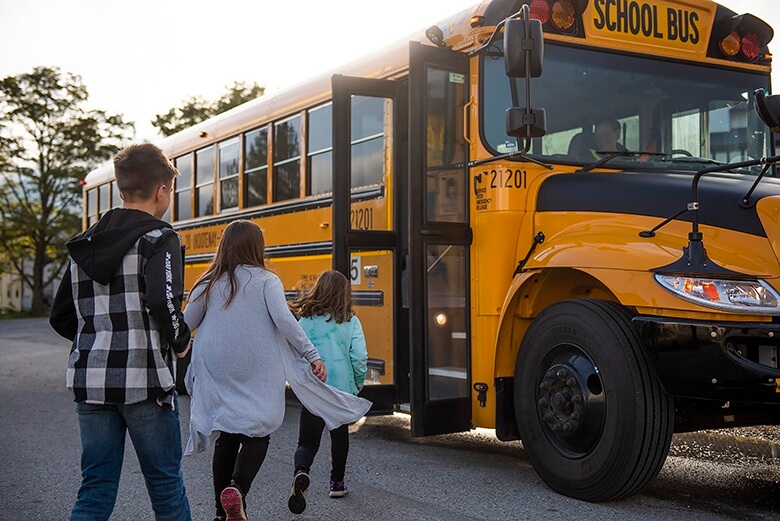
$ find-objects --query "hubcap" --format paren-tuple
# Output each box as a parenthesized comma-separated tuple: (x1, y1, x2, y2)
(535, 344, 605, 456)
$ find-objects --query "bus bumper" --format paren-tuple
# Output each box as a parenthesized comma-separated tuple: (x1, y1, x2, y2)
(634, 316, 780, 403)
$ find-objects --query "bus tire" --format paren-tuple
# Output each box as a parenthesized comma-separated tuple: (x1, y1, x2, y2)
(514, 298, 673, 501)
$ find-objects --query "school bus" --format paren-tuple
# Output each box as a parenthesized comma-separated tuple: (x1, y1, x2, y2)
(82, 0, 780, 501)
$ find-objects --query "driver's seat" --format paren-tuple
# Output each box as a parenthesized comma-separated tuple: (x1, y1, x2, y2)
(567, 131, 596, 159)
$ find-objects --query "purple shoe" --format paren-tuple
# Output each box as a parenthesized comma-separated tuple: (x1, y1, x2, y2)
(329, 480, 347, 498)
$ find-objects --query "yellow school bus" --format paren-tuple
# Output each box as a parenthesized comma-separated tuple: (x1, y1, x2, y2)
(82, 0, 780, 501)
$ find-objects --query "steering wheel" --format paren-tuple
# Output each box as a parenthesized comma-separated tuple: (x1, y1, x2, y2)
(668, 149, 693, 157)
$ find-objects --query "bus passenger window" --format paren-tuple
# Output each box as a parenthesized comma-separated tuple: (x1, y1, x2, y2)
(174, 155, 192, 221)
(98, 183, 109, 219)
(111, 181, 121, 209)
(308, 103, 333, 195)
(244, 127, 268, 207)
(350, 96, 385, 188)
(218, 138, 239, 212)
(195, 146, 215, 217)
(86, 188, 97, 226)
(274, 115, 301, 202)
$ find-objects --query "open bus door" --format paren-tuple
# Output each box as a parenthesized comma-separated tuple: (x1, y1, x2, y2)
(332, 74, 408, 413)
(408, 42, 472, 436)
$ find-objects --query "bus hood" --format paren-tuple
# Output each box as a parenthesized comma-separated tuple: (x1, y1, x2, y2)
(536, 171, 780, 238)
(532, 171, 780, 278)
(756, 194, 780, 270)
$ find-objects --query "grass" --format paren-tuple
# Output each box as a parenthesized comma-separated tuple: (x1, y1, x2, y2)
(0, 310, 35, 320)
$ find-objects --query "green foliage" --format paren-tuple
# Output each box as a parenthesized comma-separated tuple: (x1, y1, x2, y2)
(152, 81, 265, 137)
(0, 309, 34, 320)
(0, 66, 134, 315)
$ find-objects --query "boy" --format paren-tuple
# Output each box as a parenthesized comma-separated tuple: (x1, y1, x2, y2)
(50, 143, 192, 521)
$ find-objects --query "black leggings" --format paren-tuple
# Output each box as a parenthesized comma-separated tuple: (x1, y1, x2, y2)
(294, 407, 349, 482)
(212, 432, 269, 515)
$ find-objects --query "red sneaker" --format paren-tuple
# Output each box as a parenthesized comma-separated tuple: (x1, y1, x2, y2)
(220, 485, 247, 521)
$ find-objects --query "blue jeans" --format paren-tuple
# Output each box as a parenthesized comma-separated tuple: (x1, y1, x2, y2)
(70, 396, 191, 521)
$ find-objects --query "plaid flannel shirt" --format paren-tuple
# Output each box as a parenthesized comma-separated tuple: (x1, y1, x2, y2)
(64, 227, 186, 407)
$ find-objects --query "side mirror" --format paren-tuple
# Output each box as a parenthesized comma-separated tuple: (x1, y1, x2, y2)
(506, 107, 546, 138)
(504, 17, 544, 78)
(755, 88, 780, 133)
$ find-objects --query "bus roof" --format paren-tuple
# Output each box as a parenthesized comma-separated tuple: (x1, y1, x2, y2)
(83, 3, 483, 188)
(84, 0, 772, 188)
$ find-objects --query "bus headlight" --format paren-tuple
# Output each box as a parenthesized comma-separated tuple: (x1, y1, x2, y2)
(654, 275, 780, 314)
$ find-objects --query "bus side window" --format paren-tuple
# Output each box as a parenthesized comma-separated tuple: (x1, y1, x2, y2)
(111, 181, 121, 209)
(274, 115, 301, 202)
(86, 188, 97, 226)
(218, 138, 239, 212)
(244, 126, 268, 207)
(308, 103, 333, 196)
(98, 183, 110, 220)
(195, 146, 215, 217)
(174, 154, 193, 221)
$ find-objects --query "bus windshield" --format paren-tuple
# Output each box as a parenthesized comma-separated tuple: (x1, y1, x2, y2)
(482, 43, 773, 171)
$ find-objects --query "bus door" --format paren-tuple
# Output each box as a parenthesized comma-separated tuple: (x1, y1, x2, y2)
(332, 75, 407, 413)
(408, 42, 471, 436)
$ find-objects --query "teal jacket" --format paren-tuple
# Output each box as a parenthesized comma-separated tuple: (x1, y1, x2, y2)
(298, 314, 367, 396)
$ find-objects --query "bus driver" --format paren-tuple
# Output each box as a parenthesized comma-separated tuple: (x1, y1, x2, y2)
(594, 117, 626, 155)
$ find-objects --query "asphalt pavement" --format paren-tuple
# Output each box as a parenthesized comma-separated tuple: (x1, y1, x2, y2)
(2, 317, 780, 520)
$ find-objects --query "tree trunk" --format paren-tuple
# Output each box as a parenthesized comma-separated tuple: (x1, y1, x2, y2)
(31, 239, 46, 316)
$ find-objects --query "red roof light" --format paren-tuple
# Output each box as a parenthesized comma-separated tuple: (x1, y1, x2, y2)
(741, 32, 761, 60)
(530, 0, 550, 25)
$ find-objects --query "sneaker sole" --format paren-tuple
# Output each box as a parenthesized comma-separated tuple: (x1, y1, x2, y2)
(220, 487, 247, 521)
(288, 473, 310, 514)
(329, 489, 348, 498)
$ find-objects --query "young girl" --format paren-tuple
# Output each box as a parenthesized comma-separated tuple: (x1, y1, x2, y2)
(287, 270, 368, 515)
(182, 221, 370, 521)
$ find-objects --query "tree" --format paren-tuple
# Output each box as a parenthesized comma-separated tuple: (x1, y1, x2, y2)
(0, 66, 134, 316)
(152, 81, 265, 137)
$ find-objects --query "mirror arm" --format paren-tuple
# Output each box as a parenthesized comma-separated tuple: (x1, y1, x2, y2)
(739, 163, 772, 208)
(467, 8, 525, 58)
(509, 78, 520, 110)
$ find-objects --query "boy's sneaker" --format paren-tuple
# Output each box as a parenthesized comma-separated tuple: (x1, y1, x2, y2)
(288, 470, 310, 514)
(329, 480, 348, 498)
(220, 485, 247, 521)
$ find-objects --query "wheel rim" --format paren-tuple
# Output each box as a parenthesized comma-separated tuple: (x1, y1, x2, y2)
(535, 342, 605, 457)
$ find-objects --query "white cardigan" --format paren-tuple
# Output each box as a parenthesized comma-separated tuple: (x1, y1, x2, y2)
(182, 266, 371, 455)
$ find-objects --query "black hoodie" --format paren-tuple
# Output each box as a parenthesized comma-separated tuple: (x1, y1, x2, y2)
(49, 208, 190, 354)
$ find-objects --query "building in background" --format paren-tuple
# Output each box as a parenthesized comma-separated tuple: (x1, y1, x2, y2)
(0, 272, 23, 312)
(0, 263, 62, 314)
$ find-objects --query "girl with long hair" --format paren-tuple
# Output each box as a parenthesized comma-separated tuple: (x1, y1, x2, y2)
(287, 270, 368, 514)
(182, 221, 370, 521)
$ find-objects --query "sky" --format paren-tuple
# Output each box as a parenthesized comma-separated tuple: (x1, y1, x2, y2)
(1, 0, 778, 143)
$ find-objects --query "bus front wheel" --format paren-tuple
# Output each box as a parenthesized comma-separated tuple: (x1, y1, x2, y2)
(514, 299, 673, 501)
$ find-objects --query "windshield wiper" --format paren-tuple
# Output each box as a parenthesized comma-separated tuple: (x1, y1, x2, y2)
(468, 150, 554, 169)
(580, 151, 664, 172)
(660, 156, 725, 166)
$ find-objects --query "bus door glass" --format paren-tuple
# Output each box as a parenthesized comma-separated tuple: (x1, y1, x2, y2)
(332, 75, 407, 413)
(409, 42, 471, 437)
